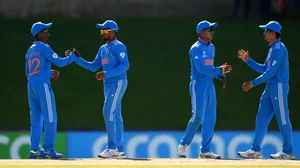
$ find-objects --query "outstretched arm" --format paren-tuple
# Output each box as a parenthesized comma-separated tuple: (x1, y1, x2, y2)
(246, 58, 267, 74)
(238, 49, 266, 74)
(44, 46, 79, 67)
(75, 50, 102, 72)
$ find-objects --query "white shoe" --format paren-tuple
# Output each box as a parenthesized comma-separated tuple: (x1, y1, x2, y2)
(114, 152, 126, 159)
(177, 144, 187, 157)
(98, 149, 119, 158)
(237, 149, 262, 159)
(270, 151, 295, 160)
(199, 152, 221, 159)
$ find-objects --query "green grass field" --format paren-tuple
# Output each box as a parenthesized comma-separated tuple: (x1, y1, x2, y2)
(1, 17, 300, 131)
(0, 158, 300, 168)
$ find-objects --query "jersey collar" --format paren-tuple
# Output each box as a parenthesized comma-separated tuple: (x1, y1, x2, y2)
(198, 38, 211, 46)
(107, 38, 117, 46)
(269, 39, 280, 47)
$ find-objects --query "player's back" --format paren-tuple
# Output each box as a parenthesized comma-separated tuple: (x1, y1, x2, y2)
(25, 42, 52, 83)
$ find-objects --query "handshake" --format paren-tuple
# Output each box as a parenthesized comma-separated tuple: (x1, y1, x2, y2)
(63, 48, 105, 81)
(64, 48, 81, 57)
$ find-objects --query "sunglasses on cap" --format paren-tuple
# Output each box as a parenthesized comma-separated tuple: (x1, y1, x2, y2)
(205, 27, 214, 32)
(100, 29, 113, 35)
(40, 29, 50, 35)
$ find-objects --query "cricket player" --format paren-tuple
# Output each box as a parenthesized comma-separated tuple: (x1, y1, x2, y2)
(26, 22, 80, 159)
(74, 20, 129, 158)
(237, 21, 295, 159)
(177, 20, 232, 159)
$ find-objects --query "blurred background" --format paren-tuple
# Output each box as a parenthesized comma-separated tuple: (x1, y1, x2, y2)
(0, 0, 299, 159)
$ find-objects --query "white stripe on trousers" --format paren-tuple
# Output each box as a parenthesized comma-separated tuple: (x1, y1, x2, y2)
(278, 83, 287, 125)
(191, 80, 197, 123)
(43, 83, 53, 123)
(109, 80, 123, 121)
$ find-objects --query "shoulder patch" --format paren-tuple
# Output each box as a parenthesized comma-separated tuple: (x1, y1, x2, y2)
(272, 60, 277, 66)
(52, 53, 58, 58)
(120, 52, 126, 58)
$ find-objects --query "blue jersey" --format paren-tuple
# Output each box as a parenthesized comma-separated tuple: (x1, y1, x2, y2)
(76, 39, 129, 83)
(190, 39, 224, 81)
(25, 41, 77, 83)
(247, 39, 289, 86)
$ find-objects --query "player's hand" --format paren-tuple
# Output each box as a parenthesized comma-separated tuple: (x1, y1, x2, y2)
(238, 49, 249, 62)
(64, 49, 71, 56)
(220, 76, 226, 89)
(95, 71, 105, 81)
(51, 70, 60, 80)
(72, 48, 81, 57)
(221, 62, 232, 74)
(242, 81, 253, 92)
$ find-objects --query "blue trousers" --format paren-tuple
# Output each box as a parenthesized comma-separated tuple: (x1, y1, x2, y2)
(27, 82, 57, 151)
(180, 81, 217, 153)
(103, 79, 128, 152)
(251, 83, 293, 154)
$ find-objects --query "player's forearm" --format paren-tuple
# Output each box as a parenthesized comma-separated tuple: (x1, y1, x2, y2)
(246, 58, 266, 74)
(214, 73, 225, 79)
(75, 57, 100, 72)
(252, 70, 276, 86)
(54, 53, 76, 67)
(197, 66, 222, 76)
(105, 63, 129, 78)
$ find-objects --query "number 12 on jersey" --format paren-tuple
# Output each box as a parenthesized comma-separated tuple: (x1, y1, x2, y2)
(28, 58, 40, 76)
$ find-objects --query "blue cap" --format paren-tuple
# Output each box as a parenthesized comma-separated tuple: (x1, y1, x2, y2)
(259, 21, 282, 34)
(31, 22, 52, 37)
(196, 20, 218, 34)
(96, 20, 119, 32)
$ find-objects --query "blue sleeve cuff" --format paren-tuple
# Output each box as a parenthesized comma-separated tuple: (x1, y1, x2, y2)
(216, 67, 222, 75)
(246, 58, 252, 64)
(251, 80, 257, 87)
(68, 52, 77, 61)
